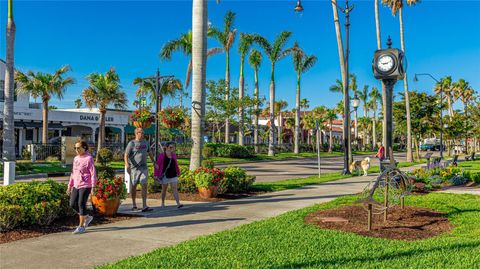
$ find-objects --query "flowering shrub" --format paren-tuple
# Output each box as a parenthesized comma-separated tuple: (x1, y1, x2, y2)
(94, 176, 127, 200)
(158, 107, 185, 128)
(129, 107, 155, 124)
(194, 167, 225, 191)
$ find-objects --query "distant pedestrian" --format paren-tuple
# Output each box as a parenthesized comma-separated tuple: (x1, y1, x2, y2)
(67, 140, 96, 235)
(375, 142, 386, 172)
(154, 142, 183, 208)
(125, 128, 158, 212)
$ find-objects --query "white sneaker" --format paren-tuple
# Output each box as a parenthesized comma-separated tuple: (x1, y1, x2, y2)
(84, 215, 93, 228)
(72, 226, 86, 235)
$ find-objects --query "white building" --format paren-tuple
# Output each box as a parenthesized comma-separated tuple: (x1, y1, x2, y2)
(0, 59, 139, 157)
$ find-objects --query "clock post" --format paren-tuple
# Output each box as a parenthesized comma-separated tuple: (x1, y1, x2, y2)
(372, 36, 405, 164)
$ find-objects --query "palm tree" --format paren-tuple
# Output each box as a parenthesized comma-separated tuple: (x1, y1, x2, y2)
(133, 77, 182, 112)
(453, 79, 474, 115)
(329, 79, 344, 94)
(208, 10, 237, 144)
(252, 31, 294, 156)
(358, 85, 369, 146)
(435, 76, 454, 117)
(16, 66, 75, 144)
(292, 42, 317, 154)
(369, 86, 382, 148)
(189, 0, 208, 170)
(302, 115, 316, 145)
(237, 33, 253, 146)
(160, 31, 222, 107)
(382, 0, 420, 162)
(325, 108, 337, 152)
(274, 100, 288, 145)
(248, 48, 262, 153)
(74, 98, 82, 109)
(82, 68, 127, 162)
(374, 0, 388, 148)
(3, 0, 16, 181)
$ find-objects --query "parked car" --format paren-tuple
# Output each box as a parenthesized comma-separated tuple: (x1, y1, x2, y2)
(420, 144, 436, 151)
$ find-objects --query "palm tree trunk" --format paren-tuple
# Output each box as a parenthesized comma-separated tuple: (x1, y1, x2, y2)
(278, 112, 282, 145)
(294, 72, 301, 154)
(447, 96, 453, 117)
(3, 0, 16, 168)
(42, 100, 49, 144)
(329, 124, 333, 153)
(374, 0, 382, 50)
(268, 66, 275, 156)
(374, 0, 388, 149)
(96, 109, 106, 162)
(253, 67, 259, 153)
(224, 50, 230, 144)
(190, 0, 207, 170)
(399, 8, 413, 162)
(238, 56, 245, 146)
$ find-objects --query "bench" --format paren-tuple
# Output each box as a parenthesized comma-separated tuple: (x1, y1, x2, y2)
(465, 152, 476, 161)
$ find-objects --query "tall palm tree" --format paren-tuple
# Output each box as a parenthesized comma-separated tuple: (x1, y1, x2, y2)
(16, 66, 75, 144)
(274, 100, 288, 145)
(237, 33, 253, 146)
(369, 86, 382, 148)
(3, 0, 16, 181)
(292, 42, 317, 154)
(74, 98, 82, 109)
(248, 48, 262, 153)
(374, 0, 388, 148)
(208, 10, 237, 143)
(382, 0, 420, 162)
(133, 77, 182, 111)
(435, 76, 454, 117)
(325, 108, 337, 153)
(252, 31, 294, 156)
(189, 0, 208, 170)
(453, 79, 474, 115)
(160, 31, 222, 107)
(358, 85, 369, 146)
(82, 68, 127, 162)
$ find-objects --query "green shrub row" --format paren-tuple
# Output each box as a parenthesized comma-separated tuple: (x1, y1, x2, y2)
(203, 143, 255, 159)
(0, 181, 74, 231)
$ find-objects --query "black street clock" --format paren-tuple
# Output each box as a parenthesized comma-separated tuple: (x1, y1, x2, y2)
(372, 47, 405, 80)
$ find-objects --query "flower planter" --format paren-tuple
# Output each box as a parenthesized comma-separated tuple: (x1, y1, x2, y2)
(162, 119, 181, 129)
(133, 121, 152, 129)
(92, 196, 121, 217)
(198, 186, 217, 199)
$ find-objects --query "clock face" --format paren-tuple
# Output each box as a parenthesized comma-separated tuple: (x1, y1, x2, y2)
(377, 54, 395, 73)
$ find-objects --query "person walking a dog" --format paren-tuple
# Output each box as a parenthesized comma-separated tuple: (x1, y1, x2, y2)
(375, 142, 386, 172)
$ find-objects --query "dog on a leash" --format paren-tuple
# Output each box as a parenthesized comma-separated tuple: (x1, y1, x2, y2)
(349, 157, 371, 176)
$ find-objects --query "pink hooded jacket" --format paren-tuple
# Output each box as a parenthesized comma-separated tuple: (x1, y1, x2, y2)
(69, 152, 97, 189)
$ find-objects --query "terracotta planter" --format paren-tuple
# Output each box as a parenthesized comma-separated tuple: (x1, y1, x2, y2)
(133, 121, 152, 129)
(198, 186, 217, 199)
(92, 196, 121, 217)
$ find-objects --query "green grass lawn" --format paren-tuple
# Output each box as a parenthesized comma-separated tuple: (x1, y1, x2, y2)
(98, 193, 480, 269)
(0, 162, 70, 176)
(458, 159, 480, 173)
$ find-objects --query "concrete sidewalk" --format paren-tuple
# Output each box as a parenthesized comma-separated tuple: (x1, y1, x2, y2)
(0, 164, 423, 269)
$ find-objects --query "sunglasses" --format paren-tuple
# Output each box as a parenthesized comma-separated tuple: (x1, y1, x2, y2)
(74, 147, 83, 150)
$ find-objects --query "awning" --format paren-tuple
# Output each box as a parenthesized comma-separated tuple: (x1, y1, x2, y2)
(106, 127, 122, 134)
(124, 124, 156, 135)
(23, 122, 42, 128)
(48, 123, 65, 130)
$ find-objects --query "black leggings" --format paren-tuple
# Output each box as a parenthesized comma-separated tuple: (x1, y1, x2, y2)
(69, 187, 92, 216)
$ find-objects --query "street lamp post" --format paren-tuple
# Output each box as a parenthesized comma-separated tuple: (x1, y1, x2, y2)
(414, 73, 443, 159)
(352, 93, 360, 147)
(296, 0, 354, 174)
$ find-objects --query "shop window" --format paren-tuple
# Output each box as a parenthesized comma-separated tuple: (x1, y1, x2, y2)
(26, 129, 34, 140)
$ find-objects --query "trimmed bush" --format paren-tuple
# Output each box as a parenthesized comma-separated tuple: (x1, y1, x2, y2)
(203, 143, 254, 159)
(448, 175, 467, 186)
(201, 160, 215, 169)
(222, 167, 255, 193)
(176, 166, 197, 193)
(472, 173, 480, 184)
(0, 181, 73, 230)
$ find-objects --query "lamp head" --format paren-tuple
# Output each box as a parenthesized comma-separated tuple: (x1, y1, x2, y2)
(294, 0, 304, 13)
(413, 74, 419, 83)
(352, 95, 360, 109)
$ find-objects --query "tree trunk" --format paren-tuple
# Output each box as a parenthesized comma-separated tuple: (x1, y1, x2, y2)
(372, 111, 377, 150)
(2, 0, 16, 163)
(96, 109, 106, 163)
(399, 8, 413, 162)
(329, 124, 333, 153)
(42, 100, 49, 144)
(447, 96, 453, 117)
(253, 67, 259, 153)
(278, 112, 282, 145)
(190, 0, 207, 170)
(238, 56, 245, 146)
(294, 72, 301, 154)
(374, 0, 387, 149)
(268, 65, 275, 156)
(224, 50, 230, 144)
(415, 138, 420, 161)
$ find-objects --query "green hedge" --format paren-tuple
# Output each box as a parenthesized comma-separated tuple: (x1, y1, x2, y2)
(0, 181, 74, 231)
(203, 143, 255, 159)
(222, 167, 256, 193)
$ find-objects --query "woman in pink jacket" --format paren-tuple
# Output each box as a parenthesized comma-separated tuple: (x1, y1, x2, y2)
(154, 142, 183, 208)
(67, 140, 97, 234)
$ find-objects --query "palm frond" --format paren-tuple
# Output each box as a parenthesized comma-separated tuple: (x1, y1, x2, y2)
(272, 31, 292, 60)
(248, 49, 262, 69)
(251, 34, 272, 58)
(300, 55, 317, 73)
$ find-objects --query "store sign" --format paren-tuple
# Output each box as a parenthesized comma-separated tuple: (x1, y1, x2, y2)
(79, 115, 114, 122)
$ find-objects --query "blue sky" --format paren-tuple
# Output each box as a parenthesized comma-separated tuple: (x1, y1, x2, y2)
(1, 0, 479, 114)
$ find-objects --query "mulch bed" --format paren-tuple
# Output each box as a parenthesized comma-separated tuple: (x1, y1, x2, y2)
(130, 190, 268, 203)
(1, 213, 138, 244)
(305, 205, 453, 241)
